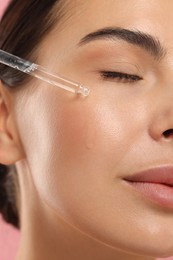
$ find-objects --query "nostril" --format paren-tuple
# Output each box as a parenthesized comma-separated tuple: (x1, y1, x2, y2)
(163, 129, 173, 138)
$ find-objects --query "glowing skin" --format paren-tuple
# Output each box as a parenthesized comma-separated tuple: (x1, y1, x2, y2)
(1, 1, 173, 259)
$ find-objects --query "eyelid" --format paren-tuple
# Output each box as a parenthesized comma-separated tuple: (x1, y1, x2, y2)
(96, 61, 143, 76)
(100, 71, 142, 80)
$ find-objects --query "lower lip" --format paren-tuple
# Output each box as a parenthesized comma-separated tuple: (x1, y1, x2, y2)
(123, 180, 173, 209)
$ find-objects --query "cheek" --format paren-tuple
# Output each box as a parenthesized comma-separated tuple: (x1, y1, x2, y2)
(24, 95, 135, 196)
(17, 90, 124, 174)
(16, 87, 143, 210)
(16, 88, 151, 245)
(57, 99, 137, 178)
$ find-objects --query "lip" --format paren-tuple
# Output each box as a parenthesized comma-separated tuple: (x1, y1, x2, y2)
(122, 166, 173, 209)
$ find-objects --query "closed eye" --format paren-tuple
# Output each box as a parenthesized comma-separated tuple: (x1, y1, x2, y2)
(100, 71, 143, 83)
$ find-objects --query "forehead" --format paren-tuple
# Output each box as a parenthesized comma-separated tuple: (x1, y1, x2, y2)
(39, 0, 173, 67)
(62, 0, 173, 40)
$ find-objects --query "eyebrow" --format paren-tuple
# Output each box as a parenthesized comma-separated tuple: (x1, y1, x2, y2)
(78, 27, 166, 60)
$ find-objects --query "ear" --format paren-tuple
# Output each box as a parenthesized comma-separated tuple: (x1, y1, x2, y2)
(0, 80, 25, 165)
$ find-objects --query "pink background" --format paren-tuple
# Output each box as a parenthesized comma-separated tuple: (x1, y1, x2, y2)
(0, 0, 10, 18)
(0, 0, 173, 259)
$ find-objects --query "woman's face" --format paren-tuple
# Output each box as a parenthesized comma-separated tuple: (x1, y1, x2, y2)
(14, 0, 173, 258)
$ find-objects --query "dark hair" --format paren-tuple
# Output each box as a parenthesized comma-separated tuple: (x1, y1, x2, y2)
(0, 164, 20, 228)
(0, 0, 66, 229)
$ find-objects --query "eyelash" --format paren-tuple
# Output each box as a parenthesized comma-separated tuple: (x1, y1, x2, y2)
(100, 71, 143, 83)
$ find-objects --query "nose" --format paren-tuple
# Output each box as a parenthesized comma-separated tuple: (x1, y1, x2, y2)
(149, 88, 173, 142)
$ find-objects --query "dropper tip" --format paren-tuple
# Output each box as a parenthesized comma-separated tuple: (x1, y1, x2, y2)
(77, 85, 90, 97)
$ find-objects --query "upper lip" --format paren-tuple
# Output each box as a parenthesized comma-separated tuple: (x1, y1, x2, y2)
(123, 166, 173, 187)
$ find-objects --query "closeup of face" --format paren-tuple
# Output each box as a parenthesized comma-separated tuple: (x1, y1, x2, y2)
(11, 0, 173, 258)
